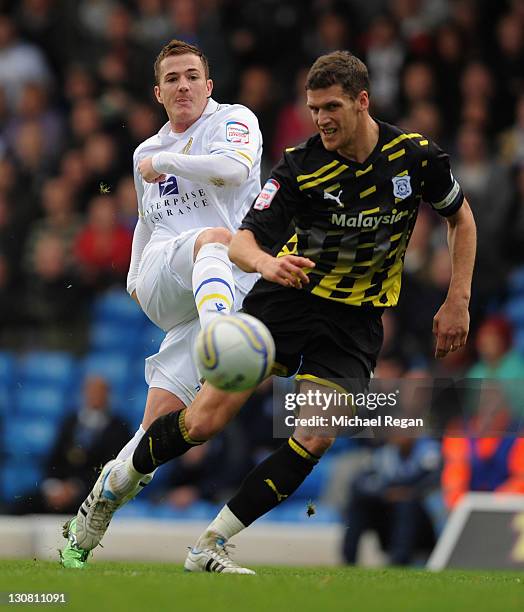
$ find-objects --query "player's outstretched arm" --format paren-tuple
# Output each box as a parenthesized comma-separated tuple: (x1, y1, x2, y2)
(229, 229, 314, 288)
(433, 198, 476, 359)
(138, 153, 248, 187)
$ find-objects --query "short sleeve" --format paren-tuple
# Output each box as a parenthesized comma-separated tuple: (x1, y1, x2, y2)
(239, 155, 300, 249)
(422, 141, 464, 217)
(208, 105, 262, 176)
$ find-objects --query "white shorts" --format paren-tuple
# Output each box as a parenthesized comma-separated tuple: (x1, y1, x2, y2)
(136, 228, 257, 406)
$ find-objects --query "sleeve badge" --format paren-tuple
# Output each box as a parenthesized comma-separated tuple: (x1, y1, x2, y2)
(226, 121, 250, 144)
(254, 178, 280, 210)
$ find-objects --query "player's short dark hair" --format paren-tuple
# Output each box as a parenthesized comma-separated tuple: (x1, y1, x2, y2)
(154, 39, 210, 84)
(306, 51, 369, 99)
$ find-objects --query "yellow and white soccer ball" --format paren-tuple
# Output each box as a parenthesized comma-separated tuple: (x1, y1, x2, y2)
(195, 313, 275, 392)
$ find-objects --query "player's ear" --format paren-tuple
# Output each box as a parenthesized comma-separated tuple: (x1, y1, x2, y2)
(358, 90, 369, 111)
(154, 84, 163, 104)
(206, 79, 213, 98)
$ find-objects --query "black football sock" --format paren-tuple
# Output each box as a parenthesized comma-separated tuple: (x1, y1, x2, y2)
(227, 437, 319, 526)
(132, 409, 204, 473)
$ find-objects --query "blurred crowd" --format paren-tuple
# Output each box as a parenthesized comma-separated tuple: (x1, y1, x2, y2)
(0, 0, 523, 361)
(0, 0, 521, 351)
(1, 0, 524, 566)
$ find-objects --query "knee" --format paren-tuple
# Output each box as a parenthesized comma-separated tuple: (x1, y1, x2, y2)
(294, 435, 335, 457)
(142, 397, 184, 430)
(195, 227, 232, 256)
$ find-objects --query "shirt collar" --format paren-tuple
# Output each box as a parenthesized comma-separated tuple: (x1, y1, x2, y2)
(158, 98, 219, 138)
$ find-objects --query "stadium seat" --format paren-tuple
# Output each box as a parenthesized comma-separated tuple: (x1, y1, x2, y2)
(0, 351, 15, 385)
(82, 352, 132, 393)
(0, 382, 10, 415)
(16, 385, 68, 420)
(184, 501, 222, 521)
(89, 321, 137, 353)
(153, 501, 219, 521)
(92, 289, 145, 326)
(113, 498, 153, 519)
(114, 500, 220, 521)
(18, 351, 76, 390)
(0, 461, 43, 502)
(131, 357, 147, 385)
(113, 382, 148, 427)
(3, 417, 57, 459)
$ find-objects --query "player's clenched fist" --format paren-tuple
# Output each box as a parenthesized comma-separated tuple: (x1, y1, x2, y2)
(432, 297, 469, 359)
(138, 157, 166, 183)
(255, 253, 315, 288)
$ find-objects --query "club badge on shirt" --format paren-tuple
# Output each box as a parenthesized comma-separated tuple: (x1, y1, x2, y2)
(254, 178, 280, 210)
(159, 175, 179, 197)
(392, 175, 412, 200)
(226, 121, 250, 144)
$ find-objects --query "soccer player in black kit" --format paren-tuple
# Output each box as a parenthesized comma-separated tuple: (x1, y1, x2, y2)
(78, 51, 477, 574)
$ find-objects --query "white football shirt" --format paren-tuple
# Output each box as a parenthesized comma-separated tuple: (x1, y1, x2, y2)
(127, 98, 262, 295)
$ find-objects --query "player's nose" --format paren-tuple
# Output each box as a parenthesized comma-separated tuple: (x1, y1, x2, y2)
(317, 112, 331, 126)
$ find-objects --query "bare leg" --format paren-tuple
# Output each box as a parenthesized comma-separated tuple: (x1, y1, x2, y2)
(142, 387, 186, 429)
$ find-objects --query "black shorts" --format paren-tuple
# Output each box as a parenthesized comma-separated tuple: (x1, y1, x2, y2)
(242, 279, 384, 391)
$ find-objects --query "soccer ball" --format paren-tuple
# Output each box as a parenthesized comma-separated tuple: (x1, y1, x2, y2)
(195, 313, 275, 392)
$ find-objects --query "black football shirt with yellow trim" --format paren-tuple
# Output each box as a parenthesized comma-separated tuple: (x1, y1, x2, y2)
(240, 120, 464, 307)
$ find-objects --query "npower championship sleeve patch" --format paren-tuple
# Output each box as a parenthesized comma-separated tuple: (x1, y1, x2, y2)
(254, 178, 280, 210)
(226, 121, 250, 144)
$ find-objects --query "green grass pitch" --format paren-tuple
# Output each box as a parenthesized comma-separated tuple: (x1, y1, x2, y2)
(0, 560, 522, 612)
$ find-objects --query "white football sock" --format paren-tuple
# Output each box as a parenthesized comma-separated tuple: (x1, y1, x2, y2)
(115, 426, 156, 493)
(192, 243, 235, 328)
(116, 426, 146, 461)
(197, 505, 246, 545)
(104, 456, 145, 499)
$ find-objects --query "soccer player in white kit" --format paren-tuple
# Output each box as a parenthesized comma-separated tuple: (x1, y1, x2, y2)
(60, 39, 262, 568)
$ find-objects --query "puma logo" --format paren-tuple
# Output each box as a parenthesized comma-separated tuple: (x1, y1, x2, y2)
(264, 479, 288, 503)
(324, 189, 344, 208)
